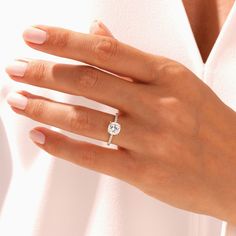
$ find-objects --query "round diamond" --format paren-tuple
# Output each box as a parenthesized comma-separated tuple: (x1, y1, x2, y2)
(108, 122, 121, 135)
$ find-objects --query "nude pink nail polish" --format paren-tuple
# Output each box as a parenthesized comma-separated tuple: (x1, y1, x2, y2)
(90, 20, 101, 34)
(6, 92, 28, 110)
(29, 130, 45, 145)
(23, 27, 47, 44)
(6, 61, 28, 77)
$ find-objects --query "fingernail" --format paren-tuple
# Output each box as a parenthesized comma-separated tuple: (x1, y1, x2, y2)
(6, 60, 28, 77)
(6, 92, 28, 110)
(23, 27, 47, 44)
(90, 20, 101, 34)
(30, 129, 45, 145)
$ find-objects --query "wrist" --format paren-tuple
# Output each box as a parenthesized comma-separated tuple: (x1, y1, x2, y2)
(202, 101, 236, 223)
(215, 106, 236, 224)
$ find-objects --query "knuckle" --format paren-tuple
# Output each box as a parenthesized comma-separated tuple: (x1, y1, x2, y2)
(49, 30, 70, 48)
(147, 56, 166, 82)
(66, 108, 90, 132)
(93, 37, 118, 62)
(43, 132, 69, 158)
(159, 61, 185, 78)
(76, 66, 100, 92)
(30, 62, 47, 82)
(28, 100, 46, 119)
(148, 57, 184, 83)
(45, 139, 60, 156)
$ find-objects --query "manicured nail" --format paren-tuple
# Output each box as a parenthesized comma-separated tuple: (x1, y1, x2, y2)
(23, 27, 47, 44)
(29, 129, 45, 145)
(6, 60, 28, 77)
(6, 92, 28, 110)
(90, 20, 101, 34)
(90, 20, 113, 37)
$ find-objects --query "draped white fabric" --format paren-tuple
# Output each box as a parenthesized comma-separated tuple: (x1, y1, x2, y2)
(0, 0, 235, 235)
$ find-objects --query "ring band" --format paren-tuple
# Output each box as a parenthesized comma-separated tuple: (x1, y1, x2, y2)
(107, 113, 121, 146)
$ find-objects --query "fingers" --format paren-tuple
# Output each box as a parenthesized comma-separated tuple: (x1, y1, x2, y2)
(6, 91, 129, 147)
(6, 59, 136, 112)
(29, 127, 134, 181)
(22, 25, 163, 83)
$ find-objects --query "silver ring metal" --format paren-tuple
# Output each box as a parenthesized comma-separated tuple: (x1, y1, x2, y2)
(107, 113, 121, 146)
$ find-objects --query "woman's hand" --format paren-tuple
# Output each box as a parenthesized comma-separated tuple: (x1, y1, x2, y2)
(6, 21, 236, 223)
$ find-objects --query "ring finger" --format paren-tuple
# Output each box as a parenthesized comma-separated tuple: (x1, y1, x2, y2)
(6, 90, 131, 148)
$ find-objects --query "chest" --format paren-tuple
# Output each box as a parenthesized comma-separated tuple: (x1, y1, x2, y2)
(183, 0, 235, 62)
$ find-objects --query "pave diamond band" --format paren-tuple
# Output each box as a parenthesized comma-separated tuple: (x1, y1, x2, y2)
(107, 113, 121, 146)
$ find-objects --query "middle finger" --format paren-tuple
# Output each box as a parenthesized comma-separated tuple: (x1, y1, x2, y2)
(6, 91, 131, 148)
(6, 60, 136, 112)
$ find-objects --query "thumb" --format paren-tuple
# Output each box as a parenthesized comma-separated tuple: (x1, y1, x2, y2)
(89, 20, 114, 38)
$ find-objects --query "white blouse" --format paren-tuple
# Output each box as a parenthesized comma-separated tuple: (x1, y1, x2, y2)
(0, 0, 235, 235)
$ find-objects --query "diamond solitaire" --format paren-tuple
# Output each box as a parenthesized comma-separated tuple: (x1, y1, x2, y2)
(107, 113, 121, 145)
(108, 122, 121, 135)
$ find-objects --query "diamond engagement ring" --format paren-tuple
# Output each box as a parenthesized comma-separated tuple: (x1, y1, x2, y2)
(107, 113, 121, 146)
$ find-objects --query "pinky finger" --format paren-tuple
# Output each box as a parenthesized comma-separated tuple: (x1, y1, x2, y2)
(29, 127, 134, 181)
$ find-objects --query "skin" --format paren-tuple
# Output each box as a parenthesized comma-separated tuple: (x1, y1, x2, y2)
(5, 6, 236, 225)
(183, 0, 235, 62)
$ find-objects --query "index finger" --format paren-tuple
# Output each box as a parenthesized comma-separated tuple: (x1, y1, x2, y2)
(23, 25, 163, 83)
